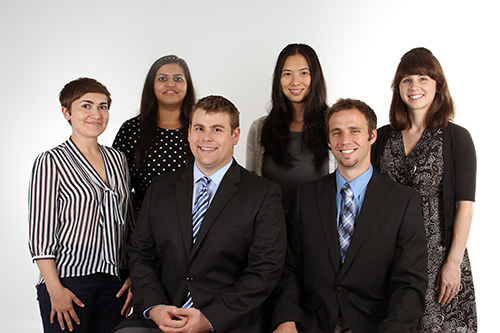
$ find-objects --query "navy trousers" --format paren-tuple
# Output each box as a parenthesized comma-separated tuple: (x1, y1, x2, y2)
(37, 273, 127, 333)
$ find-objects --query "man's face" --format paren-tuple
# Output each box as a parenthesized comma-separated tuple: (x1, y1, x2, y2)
(188, 108, 240, 176)
(328, 108, 376, 179)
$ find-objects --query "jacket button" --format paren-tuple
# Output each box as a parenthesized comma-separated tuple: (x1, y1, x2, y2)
(337, 287, 343, 294)
(186, 277, 193, 282)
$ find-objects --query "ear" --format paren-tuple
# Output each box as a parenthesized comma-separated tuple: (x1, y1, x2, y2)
(232, 127, 241, 145)
(369, 128, 377, 145)
(62, 107, 71, 121)
(187, 125, 192, 143)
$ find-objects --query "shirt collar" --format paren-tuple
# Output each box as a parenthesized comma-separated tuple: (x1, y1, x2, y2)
(336, 165, 373, 198)
(193, 158, 234, 186)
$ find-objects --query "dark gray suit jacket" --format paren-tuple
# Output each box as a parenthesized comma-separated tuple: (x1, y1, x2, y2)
(273, 170, 427, 333)
(116, 161, 286, 332)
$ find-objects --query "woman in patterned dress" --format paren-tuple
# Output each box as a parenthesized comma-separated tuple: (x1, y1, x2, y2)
(113, 55, 195, 213)
(372, 47, 477, 332)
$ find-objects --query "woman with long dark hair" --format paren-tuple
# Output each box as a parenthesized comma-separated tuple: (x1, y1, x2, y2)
(113, 55, 195, 213)
(372, 47, 477, 332)
(246, 43, 335, 213)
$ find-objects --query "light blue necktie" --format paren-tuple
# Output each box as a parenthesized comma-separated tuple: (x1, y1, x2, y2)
(183, 176, 211, 308)
(338, 183, 355, 263)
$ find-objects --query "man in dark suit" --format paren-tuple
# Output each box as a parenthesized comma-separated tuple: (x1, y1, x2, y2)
(273, 98, 427, 333)
(115, 96, 286, 333)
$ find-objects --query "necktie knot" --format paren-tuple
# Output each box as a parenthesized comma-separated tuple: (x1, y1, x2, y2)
(199, 176, 210, 188)
(341, 182, 353, 199)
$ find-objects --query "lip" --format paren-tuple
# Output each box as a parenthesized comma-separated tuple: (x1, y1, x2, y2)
(198, 146, 217, 152)
(86, 121, 102, 126)
(289, 88, 304, 96)
(163, 90, 177, 95)
(339, 148, 357, 155)
(409, 94, 423, 100)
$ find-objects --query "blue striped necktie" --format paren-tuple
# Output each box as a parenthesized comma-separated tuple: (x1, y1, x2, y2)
(183, 176, 211, 309)
(338, 183, 355, 263)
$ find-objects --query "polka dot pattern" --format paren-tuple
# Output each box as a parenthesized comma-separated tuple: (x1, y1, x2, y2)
(113, 115, 189, 211)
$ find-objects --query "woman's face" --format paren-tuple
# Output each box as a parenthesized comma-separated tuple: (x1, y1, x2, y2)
(153, 63, 188, 109)
(280, 54, 311, 105)
(63, 92, 110, 141)
(399, 74, 437, 114)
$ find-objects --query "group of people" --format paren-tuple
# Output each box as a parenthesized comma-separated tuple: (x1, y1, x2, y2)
(28, 44, 477, 332)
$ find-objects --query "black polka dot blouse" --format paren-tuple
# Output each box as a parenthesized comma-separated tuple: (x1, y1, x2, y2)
(113, 115, 189, 211)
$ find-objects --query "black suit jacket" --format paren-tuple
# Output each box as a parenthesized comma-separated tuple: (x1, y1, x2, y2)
(273, 170, 427, 333)
(117, 161, 286, 332)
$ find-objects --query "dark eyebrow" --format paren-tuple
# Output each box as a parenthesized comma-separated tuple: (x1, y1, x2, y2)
(282, 67, 310, 73)
(157, 73, 185, 77)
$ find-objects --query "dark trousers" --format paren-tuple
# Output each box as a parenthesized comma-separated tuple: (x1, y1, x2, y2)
(37, 273, 127, 333)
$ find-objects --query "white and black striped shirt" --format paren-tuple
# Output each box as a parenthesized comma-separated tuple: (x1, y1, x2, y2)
(29, 139, 133, 284)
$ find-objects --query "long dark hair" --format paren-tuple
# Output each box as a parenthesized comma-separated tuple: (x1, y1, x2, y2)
(390, 47, 454, 130)
(261, 43, 329, 172)
(136, 55, 195, 167)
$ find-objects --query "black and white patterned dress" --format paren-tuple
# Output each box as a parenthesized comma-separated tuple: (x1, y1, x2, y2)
(379, 128, 477, 332)
(113, 115, 189, 211)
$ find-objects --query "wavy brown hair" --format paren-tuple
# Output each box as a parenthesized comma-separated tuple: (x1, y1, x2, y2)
(390, 47, 454, 130)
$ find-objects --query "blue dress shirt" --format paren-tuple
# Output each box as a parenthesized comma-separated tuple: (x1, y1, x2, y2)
(335, 165, 373, 227)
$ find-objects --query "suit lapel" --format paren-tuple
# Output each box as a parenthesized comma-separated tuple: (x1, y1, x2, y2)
(340, 171, 390, 275)
(190, 162, 240, 259)
(176, 166, 195, 257)
(316, 173, 342, 274)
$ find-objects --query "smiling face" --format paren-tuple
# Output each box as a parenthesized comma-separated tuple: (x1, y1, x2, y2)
(399, 74, 437, 114)
(280, 54, 311, 105)
(188, 108, 240, 176)
(328, 108, 376, 180)
(153, 63, 187, 109)
(63, 92, 109, 141)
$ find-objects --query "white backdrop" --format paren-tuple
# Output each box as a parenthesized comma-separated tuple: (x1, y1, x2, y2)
(1, 0, 498, 331)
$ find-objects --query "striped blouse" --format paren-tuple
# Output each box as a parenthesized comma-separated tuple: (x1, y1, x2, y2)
(28, 139, 133, 284)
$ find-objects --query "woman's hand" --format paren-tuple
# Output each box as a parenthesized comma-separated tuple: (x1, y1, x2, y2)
(48, 285, 85, 331)
(436, 260, 461, 305)
(116, 277, 133, 317)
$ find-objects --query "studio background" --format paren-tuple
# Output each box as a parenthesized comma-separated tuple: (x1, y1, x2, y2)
(1, 0, 497, 331)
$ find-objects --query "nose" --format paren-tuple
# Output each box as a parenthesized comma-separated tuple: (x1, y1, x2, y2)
(200, 130, 213, 141)
(339, 132, 352, 144)
(409, 79, 419, 90)
(89, 107, 101, 118)
(164, 78, 175, 87)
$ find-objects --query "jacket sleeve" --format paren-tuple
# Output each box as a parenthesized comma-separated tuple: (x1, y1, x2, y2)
(378, 190, 428, 332)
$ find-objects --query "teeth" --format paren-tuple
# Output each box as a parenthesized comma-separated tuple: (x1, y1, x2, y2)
(341, 149, 355, 154)
(200, 147, 216, 151)
(409, 94, 423, 100)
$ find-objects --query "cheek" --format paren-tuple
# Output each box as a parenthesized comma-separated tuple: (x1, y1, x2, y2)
(280, 78, 289, 91)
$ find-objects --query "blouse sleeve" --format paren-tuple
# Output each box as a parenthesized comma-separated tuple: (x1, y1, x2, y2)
(112, 119, 136, 173)
(246, 119, 259, 173)
(452, 125, 477, 202)
(28, 152, 60, 261)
